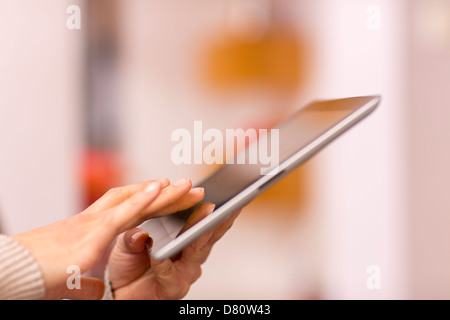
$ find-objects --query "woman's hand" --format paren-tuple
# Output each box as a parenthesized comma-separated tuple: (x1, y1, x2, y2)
(12, 178, 205, 299)
(107, 204, 241, 300)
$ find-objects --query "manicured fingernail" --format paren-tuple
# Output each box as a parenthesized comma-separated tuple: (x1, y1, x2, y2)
(208, 203, 216, 213)
(190, 187, 204, 195)
(144, 181, 160, 193)
(173, 177, 189, 187)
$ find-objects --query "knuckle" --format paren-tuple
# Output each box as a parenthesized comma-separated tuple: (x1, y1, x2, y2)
(105, 187, 122, 197)
(178, 281, 191, 299)
(101, 211, 118, 230)
(154, 260, 173, 278)
(192, 266, 202, 283)
(182, 262, 203, 284)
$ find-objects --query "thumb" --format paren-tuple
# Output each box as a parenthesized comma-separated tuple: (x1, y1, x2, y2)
(119, 228, 153, 254)
(107, 228, 152, 290)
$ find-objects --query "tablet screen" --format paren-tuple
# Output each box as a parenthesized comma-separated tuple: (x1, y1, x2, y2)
(141, 96, 378, 253)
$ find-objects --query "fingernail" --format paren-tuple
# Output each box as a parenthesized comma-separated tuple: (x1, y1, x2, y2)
(144, 181, 160, 193)
(208, 203, 216, 213)
(190, 187, 204, 195)
(145, 237, 153, 250)
(131, 231, 147, 245)
(173, 177, 189, 187)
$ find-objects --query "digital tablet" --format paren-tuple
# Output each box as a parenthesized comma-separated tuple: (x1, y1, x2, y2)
(140, 95, 380, 260)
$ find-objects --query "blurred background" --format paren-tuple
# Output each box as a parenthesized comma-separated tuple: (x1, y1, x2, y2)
(0, 0, 449, 299)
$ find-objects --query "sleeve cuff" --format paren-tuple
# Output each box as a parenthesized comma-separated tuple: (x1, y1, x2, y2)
(0, 234, 46, 299)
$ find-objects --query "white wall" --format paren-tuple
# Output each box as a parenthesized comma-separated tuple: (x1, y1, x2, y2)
(0, 1, 83, 234)
(312, 0, 408, 299)
(407, 0, 450, 299)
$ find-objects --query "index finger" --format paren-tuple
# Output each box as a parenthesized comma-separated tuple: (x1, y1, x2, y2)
(107, 178, 205, 234)
(84, 178, 170, 214)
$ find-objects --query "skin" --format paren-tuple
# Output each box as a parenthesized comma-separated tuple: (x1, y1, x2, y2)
(11, 177, 242, 300)
(108, 204, 241, 300)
